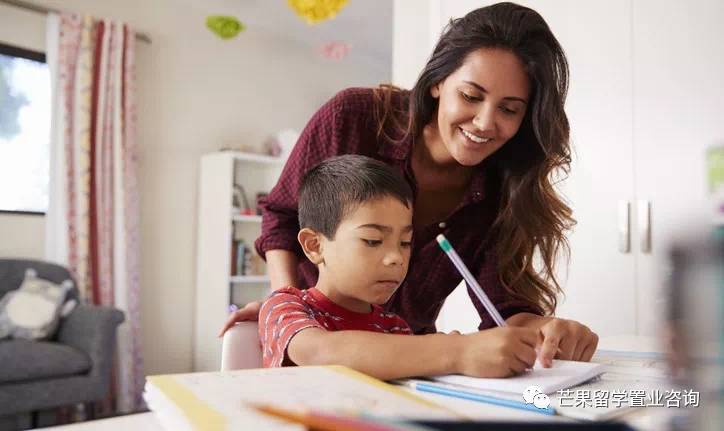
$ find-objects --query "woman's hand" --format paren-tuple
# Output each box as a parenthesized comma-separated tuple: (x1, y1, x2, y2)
(217, 301, 262, 337)
(537, 317, 598, 367)
(455, 327, 539, 378)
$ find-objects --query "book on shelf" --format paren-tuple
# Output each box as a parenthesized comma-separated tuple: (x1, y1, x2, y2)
(231, 240, 267, 277)
(230, 240, 238, 276)
(232, 240, 248, 276)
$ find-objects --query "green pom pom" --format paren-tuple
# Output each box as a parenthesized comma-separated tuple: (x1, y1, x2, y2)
(206, 16, 245, 39)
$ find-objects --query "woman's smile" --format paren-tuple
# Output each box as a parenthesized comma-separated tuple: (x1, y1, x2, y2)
(459, 127, 493, 145)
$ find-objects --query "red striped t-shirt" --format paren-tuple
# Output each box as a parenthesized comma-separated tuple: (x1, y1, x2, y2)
(258, 286, 412, 368)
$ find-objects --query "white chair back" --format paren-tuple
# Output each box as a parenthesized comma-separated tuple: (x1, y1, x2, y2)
(220, 321, 263, 370)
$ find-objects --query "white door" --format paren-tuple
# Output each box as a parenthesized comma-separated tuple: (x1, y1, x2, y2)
(632, 0, 724, 335)
(432, 0, 637, 335)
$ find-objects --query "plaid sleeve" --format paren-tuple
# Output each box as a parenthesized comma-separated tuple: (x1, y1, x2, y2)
(473, 250, 543, 330)
(254, 90, 355, 259)
(258, 290, 324, 368)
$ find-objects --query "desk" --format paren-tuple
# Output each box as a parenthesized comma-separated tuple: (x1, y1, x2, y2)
(41, 413, 161, 430)
(42, 336, 674, 431)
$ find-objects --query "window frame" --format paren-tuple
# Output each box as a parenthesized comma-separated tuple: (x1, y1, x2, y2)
(0, 42, 48, 216)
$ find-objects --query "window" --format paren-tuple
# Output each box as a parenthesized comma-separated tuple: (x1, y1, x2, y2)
(0, 42, 50, 215)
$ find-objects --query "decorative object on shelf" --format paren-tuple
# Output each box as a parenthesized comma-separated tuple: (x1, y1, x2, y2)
(206, 15, 245, 39)
(219, 144, 255, 153)
(319, 41, 351, 60)
(287, 0, 349, 24)
(232, 184, 254, 215)
(248, 252, 266, 276)
(263, 129, 300, 158)
(255, 192, 268, 216)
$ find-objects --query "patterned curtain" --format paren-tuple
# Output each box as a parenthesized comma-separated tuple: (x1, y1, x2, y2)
(45, 12, 144, 413)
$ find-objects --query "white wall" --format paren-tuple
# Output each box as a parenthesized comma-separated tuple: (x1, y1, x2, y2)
(0, 0, 391, 375)
(392, 0, 433, 89)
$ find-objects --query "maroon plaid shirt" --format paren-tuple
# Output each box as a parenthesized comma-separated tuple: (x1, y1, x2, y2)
(255, 87, 540, 334)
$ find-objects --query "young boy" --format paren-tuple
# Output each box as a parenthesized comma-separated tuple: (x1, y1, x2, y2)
(258, 155, 539, 380)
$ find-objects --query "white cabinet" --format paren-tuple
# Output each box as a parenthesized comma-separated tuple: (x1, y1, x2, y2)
(193, 151, 283, 371)
(394, 0, 723, 336)
(632, 0, 724, 335)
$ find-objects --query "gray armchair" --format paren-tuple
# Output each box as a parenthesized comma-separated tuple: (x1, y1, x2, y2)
(0, 259, 125, 424)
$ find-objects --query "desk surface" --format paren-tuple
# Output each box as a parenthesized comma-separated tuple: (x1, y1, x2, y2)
(42, 336, 673, 431)
(42, 413, 161, 431)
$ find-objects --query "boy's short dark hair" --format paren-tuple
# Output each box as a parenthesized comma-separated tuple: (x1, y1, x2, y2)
(298, 155, 413, 239)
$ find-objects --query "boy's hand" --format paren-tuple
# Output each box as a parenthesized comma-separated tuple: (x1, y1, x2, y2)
(454, 327, 538, 377)
(217, 301, 262, 337)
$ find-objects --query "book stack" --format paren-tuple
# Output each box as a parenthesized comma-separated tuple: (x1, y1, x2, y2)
(143, 365, 453, 431)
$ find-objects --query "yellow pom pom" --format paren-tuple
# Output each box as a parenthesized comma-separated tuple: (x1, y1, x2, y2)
(287, 0, 349, 25)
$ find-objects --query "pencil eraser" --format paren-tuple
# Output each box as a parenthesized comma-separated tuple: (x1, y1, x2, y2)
(436, 234, 452, 252)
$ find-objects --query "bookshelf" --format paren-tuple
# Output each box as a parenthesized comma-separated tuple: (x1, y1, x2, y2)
(194, 151, 284, 371)
(229, 275, 271, 283)
(231, 214, 262, 223)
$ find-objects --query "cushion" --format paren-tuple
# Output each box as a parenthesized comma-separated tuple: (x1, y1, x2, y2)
(0, 339, 91, 384)
(0, 269, 77, 340)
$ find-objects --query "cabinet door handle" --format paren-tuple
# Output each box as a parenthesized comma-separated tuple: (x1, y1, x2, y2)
(638, 200, 651, 253)
(618, 200, 631, 253)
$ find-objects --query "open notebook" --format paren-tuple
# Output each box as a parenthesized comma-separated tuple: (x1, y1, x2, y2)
(418, 356, 671, 421)
(431, 359, 606, 395)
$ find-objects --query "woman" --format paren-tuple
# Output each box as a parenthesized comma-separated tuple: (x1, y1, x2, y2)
(221, 2, 598, 367)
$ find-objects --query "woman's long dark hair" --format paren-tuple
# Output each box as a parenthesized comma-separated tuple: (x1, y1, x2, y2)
(374, 2, 575, 315)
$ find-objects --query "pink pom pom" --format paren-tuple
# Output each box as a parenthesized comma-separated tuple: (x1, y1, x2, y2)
(319, 41, 351, 60)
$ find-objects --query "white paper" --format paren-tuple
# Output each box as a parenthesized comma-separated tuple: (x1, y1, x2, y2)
(431, 360, 606, 395)
(146, 366, 453, 431)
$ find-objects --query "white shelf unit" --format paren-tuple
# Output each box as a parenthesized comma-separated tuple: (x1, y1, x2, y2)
(229, 275, 271, 283)
(194, 151, 284, 371)
(225, 151, 286, 165)
(231, 214, 262, 223)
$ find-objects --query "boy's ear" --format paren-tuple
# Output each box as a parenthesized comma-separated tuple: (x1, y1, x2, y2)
(298, 228, 324, 265)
